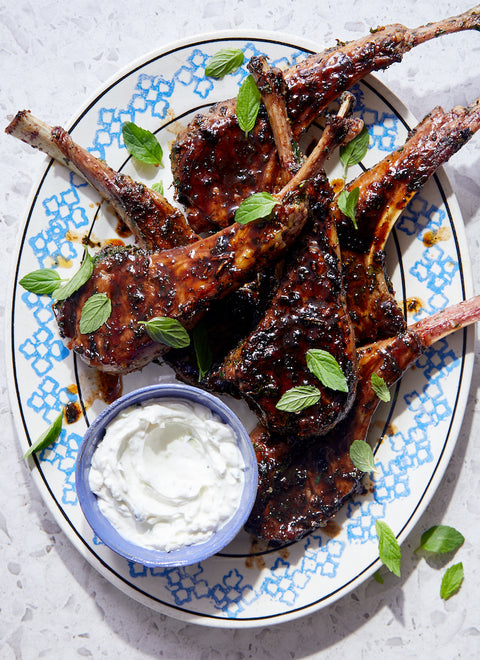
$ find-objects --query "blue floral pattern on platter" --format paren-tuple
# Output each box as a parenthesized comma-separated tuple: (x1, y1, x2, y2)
(10, 36, 470, 625)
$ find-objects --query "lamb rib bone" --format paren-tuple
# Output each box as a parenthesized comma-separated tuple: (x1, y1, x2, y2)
(5, 110, 198, 251)
(171, 5, 480, 232)
(246, 294, 480, 543)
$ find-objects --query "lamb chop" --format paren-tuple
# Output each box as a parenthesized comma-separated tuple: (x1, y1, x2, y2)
(336, 95, 480, 345)
(5, 110, 198, 251)
(171, 5, 480, 232)
(246, 294, 480, 543)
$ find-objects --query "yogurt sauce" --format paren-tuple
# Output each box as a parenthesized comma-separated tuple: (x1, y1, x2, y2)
(89, 399, 246, 552)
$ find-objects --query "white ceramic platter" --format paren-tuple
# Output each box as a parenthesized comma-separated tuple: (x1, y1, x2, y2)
(6, 31, 474, 627)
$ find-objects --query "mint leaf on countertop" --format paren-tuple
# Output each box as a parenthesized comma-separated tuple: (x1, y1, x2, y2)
(376, 519, 401, 577)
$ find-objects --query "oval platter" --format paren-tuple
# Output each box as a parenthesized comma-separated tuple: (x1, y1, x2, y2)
(6, 30, 475, 627)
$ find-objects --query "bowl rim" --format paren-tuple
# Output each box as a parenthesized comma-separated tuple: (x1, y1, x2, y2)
(75, 383, 258, 567)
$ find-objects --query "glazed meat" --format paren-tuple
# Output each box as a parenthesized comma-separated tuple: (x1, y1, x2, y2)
(52, 94, 365, 375)
(171, 6, 480, 232)
(246, 295, 480, 542)
(336, 96, 480, 345)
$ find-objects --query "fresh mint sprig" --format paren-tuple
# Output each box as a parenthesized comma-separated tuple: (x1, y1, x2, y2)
(236, 74, 261, 136)
(276, 385, 321, 413)
(139, 316, 190, 349)
(375, 519, 402, 577)
(349, 439, 377, 473)
(53, 249, 93, 301)
(415, 525, 464, 555)
(276, 350, 348, 413)
(337, 186, 360, 230)
(371, 372, 391, 402)
(22, 411, 63, 460)
(234, 191, 279, 225)
(19, 269, 62, 295)
(306, 348, 348, 393)
(440, 562, 464, 600)
(205, 48, 244, 78)
(122, 122, 163, 166)
(193, 322, 213, 381)
(79, 293, 112, 334)
(340, 125, 370, 179)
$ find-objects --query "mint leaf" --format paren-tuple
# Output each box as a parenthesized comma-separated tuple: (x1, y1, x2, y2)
(373, 570, 384, 584)
(340, 125, 369, 178)
(306, 348, 348, 393)
(375, 519, 401, 577)
(276, 385, 321, 413)
(22, 411, 63, 460)
(192, 322, 212, 381)
(349, 439, 376, 473)
(337, 187, 360, 229)
(79, 293, 112, 334)
(140, 317, 190, 349)
(19, 269, 62, 295)
(151, 181, 164, 195)
(236, 74, 261, 136)
(415, 525, 464, 555)
(122, 122, 163, 166)
(371, 372, 391, 402)
(205, 48, 244, 78)
(235, 191, 279, 225)
(53, 249, 93, 301)
(440, 562, 464, 600)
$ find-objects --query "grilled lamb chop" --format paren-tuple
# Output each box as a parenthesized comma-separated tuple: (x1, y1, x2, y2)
(216, 175, 358, 438)
(210, 91, 360, 437)
(246, 295, 480, 542)
(171, 5, 480, 232)
(5, 110, 198, 251)
(337, 96, 480, 345)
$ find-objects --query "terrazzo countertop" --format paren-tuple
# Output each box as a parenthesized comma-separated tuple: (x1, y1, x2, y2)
(1, 1, 480, 658)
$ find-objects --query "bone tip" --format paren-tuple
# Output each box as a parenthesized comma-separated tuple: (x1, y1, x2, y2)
(5, 109, 31, 135)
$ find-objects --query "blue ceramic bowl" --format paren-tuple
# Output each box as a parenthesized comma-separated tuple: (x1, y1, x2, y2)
(75, 384, 258, 567)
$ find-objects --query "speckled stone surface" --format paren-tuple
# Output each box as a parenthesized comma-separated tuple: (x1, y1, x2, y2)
(1, 1, 480, 658)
